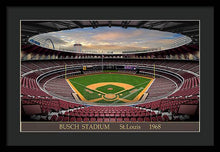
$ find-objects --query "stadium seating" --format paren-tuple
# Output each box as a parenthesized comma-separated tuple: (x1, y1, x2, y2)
(21, 54, 199, 122)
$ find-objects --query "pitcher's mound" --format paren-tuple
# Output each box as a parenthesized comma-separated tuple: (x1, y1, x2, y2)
(104, 94, 116, 99)
(107, 88, 113, 90)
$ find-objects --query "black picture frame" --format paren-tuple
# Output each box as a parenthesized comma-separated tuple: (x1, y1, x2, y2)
(2, 0, 215, 151)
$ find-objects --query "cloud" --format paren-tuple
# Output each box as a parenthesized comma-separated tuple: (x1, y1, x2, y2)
(92, 32, 126, 41)
(91, 29, 145, 42)
(82, 44, 147, 51)
(31, 26, 190, 52)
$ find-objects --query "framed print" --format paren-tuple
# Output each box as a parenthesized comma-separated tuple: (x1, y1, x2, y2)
(4, 3, 214, 148)
(20, 20, 200, 132)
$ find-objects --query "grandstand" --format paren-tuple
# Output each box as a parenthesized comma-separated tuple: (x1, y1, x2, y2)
(21, 21, 199, 123)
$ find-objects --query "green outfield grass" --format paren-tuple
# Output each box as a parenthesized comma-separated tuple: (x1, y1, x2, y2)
(68, 73, 152, 104)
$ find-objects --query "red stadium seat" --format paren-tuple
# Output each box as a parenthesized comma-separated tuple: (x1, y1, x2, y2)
(163, 115, 170, 121)
(57, 116, 64, 121)
(105, 113, 110, 117)
(109, 113, 115, 117)
(124, 118, 130, 122)
(50, 115, 57, 121)
(157, 116, 164, 121)
(116, 118, 123, 122)
(110, 118, 116, 122)
(144, 117, 150, 121)
(70, 117, 76, 121)
(90, 117, 96, 122)
(104, 118, 110, 122)
(62, 117, 69, 121)
(151, 117, 157, 121)
(115, 113, 120, 117)
(137, 117, 144, 122)
(97, 118, 103, 122)
(76, 117, 82, 122)
(83, 117, 89, 122)
(130, 118, 137, 122)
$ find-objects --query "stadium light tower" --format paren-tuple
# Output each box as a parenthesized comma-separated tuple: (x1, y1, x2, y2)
(102, 51, 104, 71)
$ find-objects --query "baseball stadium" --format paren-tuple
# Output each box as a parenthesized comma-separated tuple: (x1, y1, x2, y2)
(21, 21, 199, 122)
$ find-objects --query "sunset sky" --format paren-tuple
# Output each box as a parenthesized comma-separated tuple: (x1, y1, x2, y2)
(33, 26, 189, 52)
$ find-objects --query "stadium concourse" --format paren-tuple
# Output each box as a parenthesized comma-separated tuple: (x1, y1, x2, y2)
(20, 21, 199, 122)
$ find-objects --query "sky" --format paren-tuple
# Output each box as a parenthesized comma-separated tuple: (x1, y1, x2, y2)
(33, 26, 189, 53)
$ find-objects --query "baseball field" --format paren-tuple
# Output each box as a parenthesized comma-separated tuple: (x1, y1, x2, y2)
(66, 73, 154, 104)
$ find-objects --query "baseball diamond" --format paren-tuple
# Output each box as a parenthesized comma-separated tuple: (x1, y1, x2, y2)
(66, 73, 154, 104)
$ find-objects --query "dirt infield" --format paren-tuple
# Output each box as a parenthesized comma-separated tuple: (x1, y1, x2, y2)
(86, 82, 134, 91)
(66, 72, 154, 104)
(104, 94, 116, 99)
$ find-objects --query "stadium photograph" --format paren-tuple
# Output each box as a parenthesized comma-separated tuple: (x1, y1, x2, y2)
(20, 20, 200, 132)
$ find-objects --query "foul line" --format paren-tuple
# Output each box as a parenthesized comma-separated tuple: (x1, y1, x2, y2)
(66, 75, 154, 103)
(133, 78, 155, 101)
(112, 87, 144, 104)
